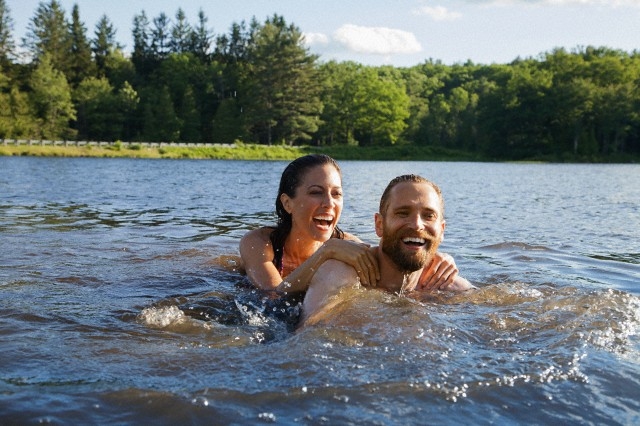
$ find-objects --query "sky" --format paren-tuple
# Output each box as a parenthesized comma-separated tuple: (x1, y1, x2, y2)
(7, 0, 640, 67)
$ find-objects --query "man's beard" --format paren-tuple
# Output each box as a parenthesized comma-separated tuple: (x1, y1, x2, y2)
(380, 230, 438, 273)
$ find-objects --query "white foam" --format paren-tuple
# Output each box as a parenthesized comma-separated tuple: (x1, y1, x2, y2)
(139, 305, 187, 328)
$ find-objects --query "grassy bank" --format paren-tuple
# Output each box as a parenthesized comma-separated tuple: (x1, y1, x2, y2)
(0, 142, 481, 161)
(4, 142, 635, 162)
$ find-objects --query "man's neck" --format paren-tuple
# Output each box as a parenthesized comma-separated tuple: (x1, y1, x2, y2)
(374, 246, 423, 294)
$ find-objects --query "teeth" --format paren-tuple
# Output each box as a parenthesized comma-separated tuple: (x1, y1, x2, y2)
(402, 237, 426, 244)
(314, 215, 333, 222)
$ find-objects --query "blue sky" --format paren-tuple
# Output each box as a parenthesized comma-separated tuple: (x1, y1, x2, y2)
(8, 0, 640, 66)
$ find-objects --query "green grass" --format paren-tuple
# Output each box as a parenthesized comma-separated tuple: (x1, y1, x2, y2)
(0, 142, 478, 161)
(6, 142, 634, 162)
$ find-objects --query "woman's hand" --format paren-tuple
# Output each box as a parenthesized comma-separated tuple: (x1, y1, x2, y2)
(417, 252, 459, 290)
(319, 239, 380, 287)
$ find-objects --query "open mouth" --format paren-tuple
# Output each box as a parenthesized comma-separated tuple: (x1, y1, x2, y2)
(402, 237, 426, 247)
(313, 215, 334, 228)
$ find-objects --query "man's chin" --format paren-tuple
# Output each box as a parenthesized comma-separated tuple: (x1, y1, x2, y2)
(391, 251, 427, 273)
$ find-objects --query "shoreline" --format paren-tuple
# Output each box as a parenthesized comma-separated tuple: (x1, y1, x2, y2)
(0, 142, 480, 162)
(1, 142, 636, 163)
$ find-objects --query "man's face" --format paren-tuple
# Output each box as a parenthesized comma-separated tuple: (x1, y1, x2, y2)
(375, 182, 446, 273)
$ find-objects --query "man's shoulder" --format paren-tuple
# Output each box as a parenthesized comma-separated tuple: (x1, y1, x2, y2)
(318, 258, 359, 277)
(342, 232, 362, 242)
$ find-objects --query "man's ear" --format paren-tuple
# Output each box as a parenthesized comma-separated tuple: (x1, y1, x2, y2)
(281, 193, 293, 214)
(374, 213, 384, 237)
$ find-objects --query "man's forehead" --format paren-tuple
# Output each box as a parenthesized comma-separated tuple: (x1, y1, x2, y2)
(388, 182, 441, 208)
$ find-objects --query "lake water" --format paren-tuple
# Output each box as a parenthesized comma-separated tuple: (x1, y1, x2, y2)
(1, 156, 639, 425)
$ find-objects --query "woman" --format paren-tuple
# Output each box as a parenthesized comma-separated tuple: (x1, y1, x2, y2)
(240, 154, 458, 293)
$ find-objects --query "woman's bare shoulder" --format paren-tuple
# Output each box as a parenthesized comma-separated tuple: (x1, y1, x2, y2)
(240, 227, 274, 250)
(242, 227, 273, 240)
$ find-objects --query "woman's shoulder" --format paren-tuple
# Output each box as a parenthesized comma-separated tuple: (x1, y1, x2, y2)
(239, 227, 276, 258)
(241, 227, 274, 244)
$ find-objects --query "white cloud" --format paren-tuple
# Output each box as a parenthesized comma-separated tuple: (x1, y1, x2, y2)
(482, 0, 640, 5)
(413, 5, 462, 21)
(303, 32, 330, 46)
(542, 0, 640, 5)
(333, 24, 422, 55)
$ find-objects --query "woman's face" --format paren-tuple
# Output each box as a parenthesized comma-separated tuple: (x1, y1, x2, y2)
(281, 164, 343, 242)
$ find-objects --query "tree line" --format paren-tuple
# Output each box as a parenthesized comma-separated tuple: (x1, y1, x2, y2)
(1, 0, 639, 160)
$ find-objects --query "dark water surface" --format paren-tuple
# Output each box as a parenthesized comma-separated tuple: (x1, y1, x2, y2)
(1, 157, 638, 425)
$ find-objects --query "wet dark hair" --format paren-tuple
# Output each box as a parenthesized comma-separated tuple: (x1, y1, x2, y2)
(270, 154, 345, 271)
(379, 174, 444, 217)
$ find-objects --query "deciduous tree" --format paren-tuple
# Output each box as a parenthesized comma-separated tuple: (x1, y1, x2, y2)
(29, 53, 76, 139)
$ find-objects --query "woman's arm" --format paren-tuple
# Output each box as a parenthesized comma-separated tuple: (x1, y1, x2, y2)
(239, 228, 283, 291)
(239, 228, 379, 293)
(276, 238, 379, 293)
(416, 252, 460, 290)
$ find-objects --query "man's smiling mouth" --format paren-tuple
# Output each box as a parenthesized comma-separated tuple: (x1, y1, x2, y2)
(402, 237, 426, 247)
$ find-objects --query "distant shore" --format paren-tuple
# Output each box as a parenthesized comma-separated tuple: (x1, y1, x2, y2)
(0, 141, 482, 162)
(1, 140, 636, 163)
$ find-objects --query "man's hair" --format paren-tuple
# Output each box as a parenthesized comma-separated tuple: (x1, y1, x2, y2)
(379, 174, 444, 216)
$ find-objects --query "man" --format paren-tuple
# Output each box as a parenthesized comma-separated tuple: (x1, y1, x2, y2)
(300, 174, 475, 326)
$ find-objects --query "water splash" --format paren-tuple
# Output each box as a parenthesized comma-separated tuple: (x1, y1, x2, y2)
(139, 305, 188, 328)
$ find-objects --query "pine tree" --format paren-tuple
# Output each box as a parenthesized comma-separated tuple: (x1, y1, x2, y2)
(189, 9, 212, 62)
(179, 85, 201, 142)
(93, 14, 120, 77)
(131, 11, 152, 76)
(24, 0, 71, 74)
(0, 0, 16, 68)
(169, 8, 191, 54)
(151, 13, 171, 60)
(68, 4, 95, 87)
(141, 84, 180, 142)
(241, 15, 322, 145)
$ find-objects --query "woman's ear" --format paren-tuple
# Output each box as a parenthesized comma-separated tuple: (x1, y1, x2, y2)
(280, 193, 293, 214)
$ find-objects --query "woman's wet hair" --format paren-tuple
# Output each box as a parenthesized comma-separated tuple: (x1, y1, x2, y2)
(270, 154, 345, 271)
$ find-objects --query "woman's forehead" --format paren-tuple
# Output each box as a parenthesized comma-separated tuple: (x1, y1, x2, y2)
(300, 164, 342, 186)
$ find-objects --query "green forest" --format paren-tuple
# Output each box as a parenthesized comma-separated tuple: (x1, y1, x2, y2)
(1, 0, 639, 161)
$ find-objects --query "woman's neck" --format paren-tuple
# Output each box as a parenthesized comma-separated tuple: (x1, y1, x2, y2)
(284, 236, 322, 263)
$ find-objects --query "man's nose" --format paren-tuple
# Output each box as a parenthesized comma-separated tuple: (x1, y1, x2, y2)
(407, 213, 425, 229)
